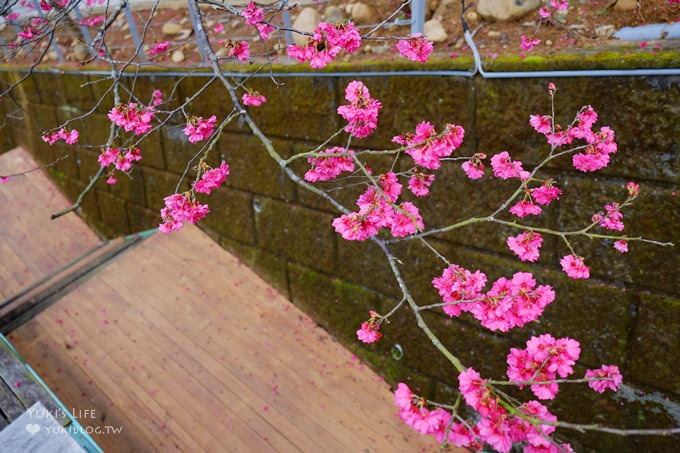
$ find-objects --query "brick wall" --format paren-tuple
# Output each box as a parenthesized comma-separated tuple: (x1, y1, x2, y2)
(2, 68, 679, 451)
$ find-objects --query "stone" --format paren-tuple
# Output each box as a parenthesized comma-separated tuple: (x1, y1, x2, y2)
(595, 24, 616, 39)
(171, 49, 185, 63)
(215, 47, 228, 58)
(293, 7, 321, 45)
(176, 29, 192, 40)
(424, 18, 447, 43)
(161, 22, 182, 36)
(545, 39, 553, 46)
(465, 10, 479, 25)
(73, 43, 88, 60)
(323, 5, 345, 23)
(350, 3, 378, 24)
(614, 0, 638, 11)
(477, 0, 541, 21)
(487, 30, 501, 39)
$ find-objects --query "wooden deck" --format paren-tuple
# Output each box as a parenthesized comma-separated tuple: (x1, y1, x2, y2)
(0, 148, 100, 300)
(1, 148, 439, 452)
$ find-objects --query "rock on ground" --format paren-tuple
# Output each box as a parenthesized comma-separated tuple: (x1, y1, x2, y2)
(477, 0, 541, 21)
(292, 7, 321, 45)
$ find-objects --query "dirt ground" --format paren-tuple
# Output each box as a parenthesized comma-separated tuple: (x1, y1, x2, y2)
(2, 0, 679, 67)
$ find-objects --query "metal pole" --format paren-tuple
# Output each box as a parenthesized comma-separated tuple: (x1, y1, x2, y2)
(281, 10, 294, 47)
(124, 2, 147, 61)
(410, 0, 425, 35)
(71, 2, 96, 57)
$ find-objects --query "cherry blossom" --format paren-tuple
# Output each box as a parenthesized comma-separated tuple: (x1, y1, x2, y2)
(432, 265, 487, 317)
(585, 365, 623, 393)
(520, 34, 541, 52)
(393, 122, 465, 170)
(614, 240, 629, 253)
(223, 40, 250, 61)
(149, 41, 170, 55)
(506, 232, 543, 262)
(408, 173, 435, 197)
(159, 193, 210, 233)
(193, 161, 230, 195)
(490, 151, 530, 180)
(462, 155, 486, 180)
(304, 147, 355, 182)
(42, 128, 79, 145)
(183, 115, 217, 144)
(242, 91, 267, 107)
(356, 311, 382, 344)
(507, 334, 580, 400)
(560, 254, 590, 279)
(509, 200, 542, 218)
(108, 102, 155, 135)
(337, 81, 382, 139)
(395, 34, 434, 63)
(287, 22, 361, 68)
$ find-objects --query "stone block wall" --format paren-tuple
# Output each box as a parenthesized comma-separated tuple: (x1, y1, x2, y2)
(1, 67, 679, 451)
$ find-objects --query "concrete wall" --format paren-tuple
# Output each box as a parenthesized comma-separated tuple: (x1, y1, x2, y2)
(2, 67, 679, 451)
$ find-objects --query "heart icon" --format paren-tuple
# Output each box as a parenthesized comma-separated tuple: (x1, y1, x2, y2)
(25, 423, 40, 435)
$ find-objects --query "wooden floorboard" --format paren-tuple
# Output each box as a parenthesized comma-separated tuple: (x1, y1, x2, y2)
(2, 148, 442, 452)
(0, 147, 100, 300)
(9, 226, 440, 452)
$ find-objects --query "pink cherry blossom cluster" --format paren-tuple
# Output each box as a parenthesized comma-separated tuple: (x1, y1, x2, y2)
(394, 383, 454, 443)
(520, 34, 541, 52)
(41, 128, 79, 145)
(222, 40, 250, 61)
(592, 202, 624, 231)
(159, 193, 210, 233)
(97, 147, 142, 185)
(507, 231, 544, 262)
(538, 0, 569, 20)
(395, 34, 433, 63)
(506, 334, 581, 399)
(108, 102, 155, 135)
(461, 153, 487, 179)
(457, 369, 575, 452)
(530, 104, 618, 172)
(560, 254, 590, 279)
(337, 81, 382, 138)
(490, 151, 530, 180)
(149, 41, 170, 55)
(193, 161, 230, 194)
(183, 115, 217, 144)
(287, 22, 361, 69)
(433, 267, 555, 332)
(242, 91, 267, 107)
(303, 147, 355, 182)
(356, 311, 382, 344)
(407, 172, 435, 197)
(585, 364, 623, 393)
(241, 1, 274, 39)
(332, 172, 423, 240)
(393, 121, 465, 170)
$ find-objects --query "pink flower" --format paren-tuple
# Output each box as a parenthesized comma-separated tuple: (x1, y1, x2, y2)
(224, 40, 250, 61)
(151, 89, 164, 107)
(490, 151, 530, 180)
(108, 103, 155, 135)
(585, 365, 623, 393)
(471, 272, 555, 332)
(159, 193, 210, 233)
(115, 147, 142, 172)
(626, 181, 640, 197)
(183, 115, 217, 144)
(379, 172, 403, 202)
(560, 254, 590, 279)
(304, 147, 355, 182)
(458, 368, 501, 418)
(572, 126, 618, 172)
(98, 147, 119, 167)
(614, 240, 628, 253)
(408, 173, 435, 197)
(593, 202, 624, 231)
(507, 334, 580, 399)
(242, 92, 267, 107)
(509, 200, 542, 218)
(149, 41, 170, 55)
(213, 22, 224, 33)
(357, 313, 382, 344)
(389, 202, 423, 238)
(461, 159, 485, 180)
(332, 212, 379, 241)
(336, 81, 382, 139)
(395, 34, 433, 63)
(531, 183, 561, 206)
(396, 122, 465, 170)
(432, 265, 487, 317)
(507, 232, 543, 262)
(42, 128, 79, 146)
(287, 22, 361, 68)
(106, 174, 117, 185)
(521, 34, 541, 52)
(242, 1, 264, 26)
(193, 161, 230, 194)
(0, 176, 11, 184)
(529, 114, 552, 135)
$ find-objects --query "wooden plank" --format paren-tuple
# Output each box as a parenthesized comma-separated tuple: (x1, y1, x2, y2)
(0, 340, 67, 426)
(0, 373, 25, 422)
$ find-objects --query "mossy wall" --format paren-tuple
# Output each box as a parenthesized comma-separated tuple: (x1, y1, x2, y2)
(2, 67, 679, 452)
